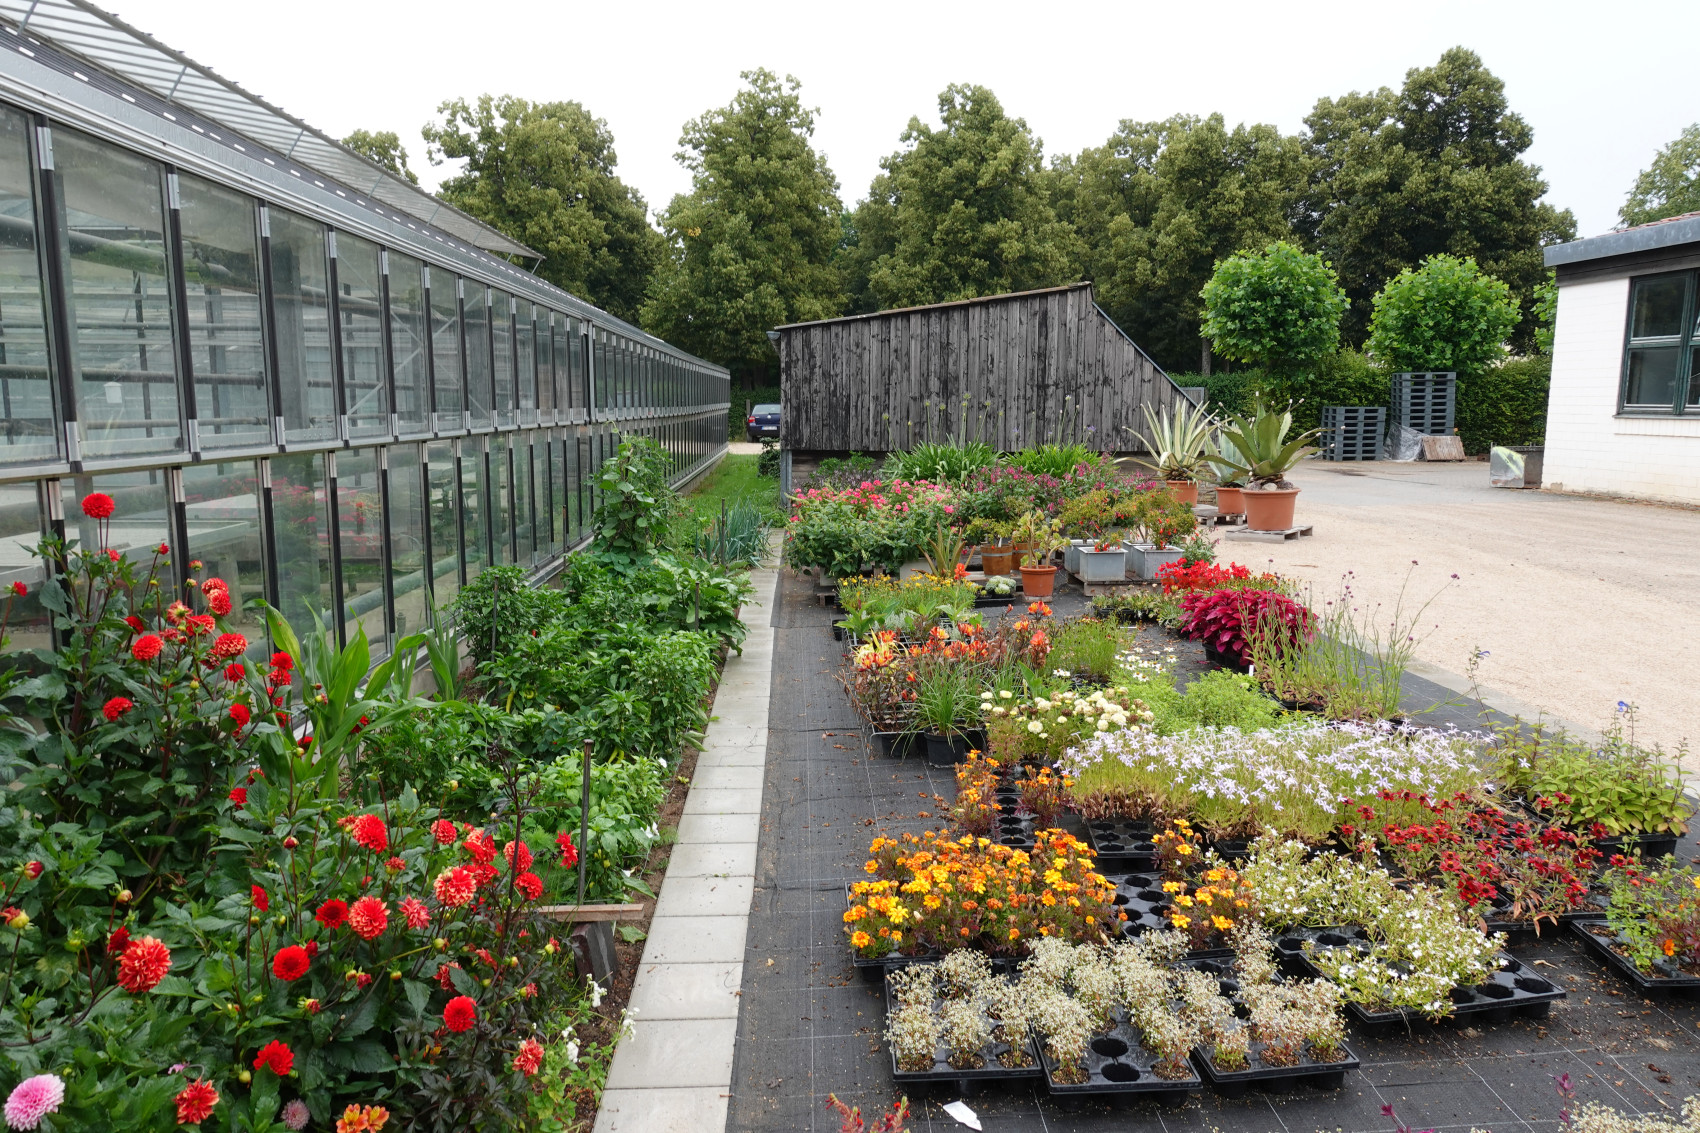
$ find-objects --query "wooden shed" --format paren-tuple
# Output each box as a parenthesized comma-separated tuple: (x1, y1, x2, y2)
(772, 282, 1189, 456)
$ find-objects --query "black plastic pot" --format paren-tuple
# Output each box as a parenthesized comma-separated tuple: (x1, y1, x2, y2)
(1037, 1009, 1202, 1097)
(872, 731, 917, 759)
(1571, 920, 1700, 992)
(924, 732, 970, 766)
(1202, 642, 1249, 672)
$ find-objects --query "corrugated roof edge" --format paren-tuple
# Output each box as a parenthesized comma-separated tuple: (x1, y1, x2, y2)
(772, 282, 1094, 331)
(1545, 212, 1700, 268)
(30, 0, 541, 261)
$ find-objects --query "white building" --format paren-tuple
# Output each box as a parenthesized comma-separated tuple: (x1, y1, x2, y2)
(1543, 212, 1700, 504)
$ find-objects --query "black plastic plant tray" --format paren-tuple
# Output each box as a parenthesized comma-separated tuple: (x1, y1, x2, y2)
(845, 883, 939, 980)
(870, 731, 918, 759)
(1513, 800, 1683, 861)
(1571, 920, 1700, 992)
(1476, 887, 1606, 934)
(1102, 874, 1234, 956)
(1084, 819, 1158, 870)
(992, 813, 1036, 851)
(1037, 1009, 1202, 1096)
(1274, 925, 1565, 1023)
(1191, 1042, 1359, 1093)
(883, 971, 1043, 1084)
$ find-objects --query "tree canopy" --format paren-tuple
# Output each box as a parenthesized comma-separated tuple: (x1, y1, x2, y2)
(1620, 123, 1700, 228)
(641, 70, 845, 377)
(1366, 253, 1519, 374)
(844, 84, 1078, 311)
(422, 95, 663, 323)
(341, 129, 418, 185)
(1298, 47, 1575, 348)
(1201, 241, 1347, 374)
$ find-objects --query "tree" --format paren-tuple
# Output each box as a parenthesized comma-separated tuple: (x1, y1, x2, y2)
(1620, 124, 1700, 228)
(845, 84, 1078, 310)
(1201, 241, 1347, 374)
(342, 129, 419, 184)
(641, 70, 845, 381)
(1056, 115, 1304, 373)
(422, 95, 664, 323)
(1299, 48, 1575, 347)
(1366, 254, 1518, 374)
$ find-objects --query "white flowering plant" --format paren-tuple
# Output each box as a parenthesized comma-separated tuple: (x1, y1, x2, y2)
(985, 686, 1153, 765)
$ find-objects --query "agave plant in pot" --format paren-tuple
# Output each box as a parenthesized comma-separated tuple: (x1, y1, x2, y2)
(1215, 401, 1321, 532)
(1204, 435, 1247, 517)
(1011, 510, 1067, 599)
(1137, 401, 1216, 506)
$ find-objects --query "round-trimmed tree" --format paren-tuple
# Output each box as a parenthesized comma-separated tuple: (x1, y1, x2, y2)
(1366, 254, 1519, 374)
(1201, 241, 1348, 375)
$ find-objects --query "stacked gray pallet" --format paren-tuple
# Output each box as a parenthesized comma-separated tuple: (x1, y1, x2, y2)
(1319, 406, 1386, 462)
(1390, 372, 1456, 435)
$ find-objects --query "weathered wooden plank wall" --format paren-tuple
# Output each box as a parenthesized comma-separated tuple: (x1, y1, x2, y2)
(776, 283, 1182, 453)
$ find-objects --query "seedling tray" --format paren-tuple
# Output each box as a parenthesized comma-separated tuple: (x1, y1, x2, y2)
(1084, 819, 1158, 871)
(1103, 873, 1233, 957)
(883, 971, 1043, 1084)
(1169, 956, 1359, 1092)
(1274, 924, 1565, 1023)
(1037, 1009, 1202, 1096)
(991, 812, 1036, 852)
(1571, 920, 1700, 992)
(1514, 800, 1684, 861)
(845, 884, 939, 980)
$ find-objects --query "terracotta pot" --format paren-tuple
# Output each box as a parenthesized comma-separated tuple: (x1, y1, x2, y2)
(981, 546, 1014, 575)
(1215, 485, 1244, 516)
(1019, 564, 1058, 598)
(1242, 487, 1300, 531)
(1165, 480, 1199, 506)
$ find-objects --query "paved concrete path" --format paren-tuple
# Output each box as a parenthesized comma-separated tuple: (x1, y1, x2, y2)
(593, 560, 777, 1133)
(1246, 460, 1699, 758)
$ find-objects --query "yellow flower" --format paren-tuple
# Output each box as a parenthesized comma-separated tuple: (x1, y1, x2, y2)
(1170, 913, 1191, 929)
(850, 931, 872, 949)
(1161, 881, 1183, 894)
(1174, 894, 1194, 908)
(863, 860, 878, 874)
(1212, 915, 1233, 932)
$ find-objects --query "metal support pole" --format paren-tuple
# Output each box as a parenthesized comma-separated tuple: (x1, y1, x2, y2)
(576, 738, 591, 909)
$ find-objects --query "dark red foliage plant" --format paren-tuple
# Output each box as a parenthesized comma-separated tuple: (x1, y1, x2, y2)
(1179, 587, 1312, 668)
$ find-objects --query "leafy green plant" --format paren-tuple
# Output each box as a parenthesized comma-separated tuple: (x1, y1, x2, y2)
(1136, 401, 1216, 482)
(1201, 240, 1348, 374)
(691, 497, 770, 567)
(919, 524, 969, 578)
(1499, 710, 1691, 837)
(1213, 400, 1321, 488)
(887, 440, 997, 486)
(448, 564, 565, 668)
(1010, 511, 1065, 567)
(1047, 618, 1122, 684)
(633, 554, 754, 648)
(592, 436, 679, 565)
(1166, 670, 1282, 732)
(1006, 444, 1099, 479)
(1366, 253, 1519, 375)
(912, 659, 980, 738)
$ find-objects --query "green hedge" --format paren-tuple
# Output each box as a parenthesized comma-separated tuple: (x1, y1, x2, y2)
(1455, 355, 1550, 454)
(729, 385, 782, 440)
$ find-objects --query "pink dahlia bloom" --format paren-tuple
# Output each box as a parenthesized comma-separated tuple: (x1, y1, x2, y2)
(4, 1074, 65, 1130)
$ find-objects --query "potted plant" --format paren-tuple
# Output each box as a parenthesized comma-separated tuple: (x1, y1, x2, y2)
(1011, 511, 1066, 599)
(1214, 401, 1321, 532)
(915, 661, 986, 764)
(1124, 488, 1196, 579)
(1076, 531, 1129, 584)
(1205, 436, 1247, 517)
(967, 517, 1014, 575)
(1137, 402, 1215, 506)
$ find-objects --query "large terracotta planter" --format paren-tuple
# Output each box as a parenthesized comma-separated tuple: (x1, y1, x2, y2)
(1242, 487, 1300, 531)
(1019, 564, 1057, 598)
(1215, 486, 1244, 516)
(980, 545, 1014, 575)
(1165, 480, 1199, 506)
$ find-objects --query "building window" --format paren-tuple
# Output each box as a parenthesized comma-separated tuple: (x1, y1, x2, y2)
(1623, 271, 1698, 414)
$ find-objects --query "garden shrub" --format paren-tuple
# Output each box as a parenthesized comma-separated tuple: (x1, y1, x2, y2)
(591, 437, 678, 567)
(1179, 588, 1312, 668)
(447, 565, 567, 668)
(1455, 354, 1550, 454)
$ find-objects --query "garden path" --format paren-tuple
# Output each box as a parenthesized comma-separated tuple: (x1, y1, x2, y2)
(725, 569, 1700, 1133)
(593, 557, 779, 1133)
(1259, 461, 1699, 760)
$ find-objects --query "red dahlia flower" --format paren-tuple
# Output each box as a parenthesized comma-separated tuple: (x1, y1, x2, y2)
(315, 899, 349, 929)
(228, 703, 251, 727)
(502, 840, 533, 872)
(431, 819, 458, 844)
(348, 896, 389, 941)
(555, 830, 579, 869)
(251, 884, 269, 911)
(102, 696, 133, 722)
(211, 632, 247, 659)
(8, 581, 24, 597)
(207, 589, 233, 616)
(512, 1038, 544, 1076)
(400, 896, 430, 929)
(132, 634, 163, 662)
(80, 492, 115, 519)
(270, 652, 293, 671)
(252, 1039, 294, 1076)
(442, 995, 477, 1033)
(433, 867, 476, 909)
(228, 788, 247, 807)
(272, 944, 310, 981)
(116, 935, 171, 992)
(106, 926, 131, 956)
(224, 662, 246, 681)
(514, 872, 543, 901)
(351, 814, 388, 854)
(462, 828, 496, 865)
(174, 1079, 219, 1125)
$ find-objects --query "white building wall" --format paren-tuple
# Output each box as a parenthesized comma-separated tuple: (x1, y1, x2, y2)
(1544, 275, 1700, 503)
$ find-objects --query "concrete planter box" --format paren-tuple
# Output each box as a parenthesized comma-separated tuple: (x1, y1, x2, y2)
(1063, 539, 1093, 575)
(1077, 547, 1128, 583)
(1126, 544, 1185, 580)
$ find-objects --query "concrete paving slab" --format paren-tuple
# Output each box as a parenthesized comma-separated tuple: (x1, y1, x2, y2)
(680, 787, 763, 816)
(653, 875, 753, 918)
(604, 1018, 739, 1089)
(667, 841, 758, 878)
(690, 763, 764, 790)
(693, 743, 768, 768)
(674, 812, 761, 845)
(625, 961, 744, 1019)
(593, 1088, 729, 1133)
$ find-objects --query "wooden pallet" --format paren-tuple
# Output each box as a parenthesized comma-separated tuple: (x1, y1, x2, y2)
(1207, 511, 1247, 527)
(1223, 525, 1314, 543)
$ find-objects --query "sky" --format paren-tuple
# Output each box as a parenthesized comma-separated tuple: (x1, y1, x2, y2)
(102, 0, 1693, 241)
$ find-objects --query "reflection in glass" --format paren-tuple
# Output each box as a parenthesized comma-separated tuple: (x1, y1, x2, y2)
(1690, 348, 1700, 407)
(0, 484, 47, 651)
(269, 210, 337, 444)
(390, 252, 429, 436)
(429, 268, 462, 429)
(0, 108, 59, 465)
(491, 290, 513, 429)
(461, 445, 488, 584)
(1625, 348, 1679, 407)
(465, 287, 491, 428)
(336, 447, 386, 656)
(179, 174, 268, 450)
(516, 301, 536, 424)
(567, 319, 584, 413)
(183, 459, 267, 655)
(1631, 276, 1686, 340)
(337, 233, 387, 438)
(54, 128, 180, 458)
(425, 441, 461, 610)
(536, 310, 554, 419)
(513, 435, 534, 564)
(271, 452, 333, 634)
(491, 434, 511, 565)
(388, 443, 429, 640)
(547, 435, 566, 555)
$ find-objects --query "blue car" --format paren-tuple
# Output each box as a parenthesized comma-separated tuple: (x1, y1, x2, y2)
(746, 403, 781, 441)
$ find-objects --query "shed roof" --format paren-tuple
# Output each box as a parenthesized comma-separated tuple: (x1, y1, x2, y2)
(773, 282, 1094, 331)
(1544, 211, 1700, 269)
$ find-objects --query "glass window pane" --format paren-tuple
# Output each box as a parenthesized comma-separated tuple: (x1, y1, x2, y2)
(179, 174, 267, 451)
(183, 459, 266, 657)
(567, 319, 583, 412)
(1625, 347, 1680, 407)
(549, 435, 565, 553)
(1689, 348, 1700, 407)
(428, 267, 462, 429)
(269, 210, 337, 444)
(272, 452, 333, 632)
(491, 434, 511, 565)
(0, 484, 48, 651)
(0, 108, 59, 466)
(389, 252, 429, 436)
(491, 290, 513, 429)
(461, 445, 487, 584)
(388, 442, 428, 639)
(517, 301, 536, 422)
(336, 447, 385, 656)
(1631, 276, 1687, 340)
(465, 286, 491, 428)
(537, 311, 553, 418)
(425, 441, 461, 610)
(335, 233, 386, 438)
(55, 128, 180, 459)
(514, 435, 534, 564)
(63, 469, 169, 561)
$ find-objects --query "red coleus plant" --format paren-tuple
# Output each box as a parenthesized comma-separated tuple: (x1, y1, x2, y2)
(1179, 587, 1311, 668)
(1341, 790, 1600, 930)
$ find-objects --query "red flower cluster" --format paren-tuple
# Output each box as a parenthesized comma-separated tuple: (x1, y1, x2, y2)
(1179, 587, 1311, 668)
(555, 830, 579, 869)
(132, 634, 163, 662)
(443, 995, 477, 1033)
(228, 703, 251, 728)
(432, 819, 459, 845)
(251, 884, 269, 911)
(116, 935, 171, 992)
(316, 899, 349, 929)
(202, 576, 233, 616)
(1154, 559, 1260, 594)
(348, 896, 389, 940)
(211, 632, 247, 660)
(174, 1079, 219, 1125)
(80, 492, 115, 519)
(400, 896, 430, 929)
(253, 1039, 294, 1076)
(229, 787, 247, 808)
(102, 696, 133, 722)
(272, 944, 310, 981)
(433, 866, 477, 909)
(107, 926, 131, 956)
(512, 1038, 544, 1076)
(351, 814, 389, 853)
